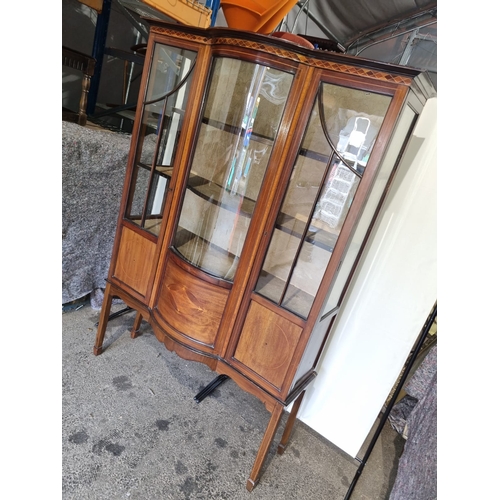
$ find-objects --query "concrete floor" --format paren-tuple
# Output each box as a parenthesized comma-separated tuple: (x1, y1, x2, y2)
(62, 300, 405, 500)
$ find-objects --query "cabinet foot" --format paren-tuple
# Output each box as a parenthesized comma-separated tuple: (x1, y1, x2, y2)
(246, 478, 257, 492)
(131, 312, 143, 339)
(247, 401, 284, 489)
(277, 390, 305, 455)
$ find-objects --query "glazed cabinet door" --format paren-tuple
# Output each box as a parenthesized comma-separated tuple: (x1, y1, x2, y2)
(254, 81, 392, 319)
(228, 75, 396, 401)
(124, 43, 198, 236)
(111, 41, 199, 300)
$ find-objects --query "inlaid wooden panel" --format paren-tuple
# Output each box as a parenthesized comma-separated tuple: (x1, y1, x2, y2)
(114, 226, 156, 296)
(233, 300, 303, 390)
(155, 256, 229, 347)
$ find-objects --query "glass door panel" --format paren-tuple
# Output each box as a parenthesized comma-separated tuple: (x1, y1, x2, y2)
(173, 57, 294, 281)
(126, 43, 197, 235)
(255, 82, 391, 318)
(321, 103, 418, 317)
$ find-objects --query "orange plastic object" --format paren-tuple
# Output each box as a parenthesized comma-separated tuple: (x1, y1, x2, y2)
(270, 31, 314, 49)
(258, 0, 297, 34)
(220, 0, 296, 34)
(220, 0, 268, 32)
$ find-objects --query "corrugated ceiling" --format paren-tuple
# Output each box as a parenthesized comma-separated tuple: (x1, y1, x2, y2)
(286, 0, 436, 46)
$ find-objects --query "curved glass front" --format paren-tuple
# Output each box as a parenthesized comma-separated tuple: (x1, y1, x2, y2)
(173, 57, 294, 281)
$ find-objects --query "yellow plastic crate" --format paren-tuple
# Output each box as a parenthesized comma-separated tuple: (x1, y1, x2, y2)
(142, 0, 212, 28)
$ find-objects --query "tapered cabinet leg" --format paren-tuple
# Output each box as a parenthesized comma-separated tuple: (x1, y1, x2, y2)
(131, 312, 143, 339)
(277, 390, 305, 455)
(246, 402, 284, 492)
(93, 284, 113, 356)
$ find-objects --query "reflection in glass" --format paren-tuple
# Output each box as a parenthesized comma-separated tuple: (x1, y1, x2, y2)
(321, 104, 417, 317)
(255, 82, 391, 318)
(173, 58, 293, 280)
(126, 43, 197, 235)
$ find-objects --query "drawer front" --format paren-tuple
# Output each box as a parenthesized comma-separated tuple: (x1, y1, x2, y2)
(154, 255, 229, 350)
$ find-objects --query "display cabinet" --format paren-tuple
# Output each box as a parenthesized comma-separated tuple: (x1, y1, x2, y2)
(94, 21, 435, 491)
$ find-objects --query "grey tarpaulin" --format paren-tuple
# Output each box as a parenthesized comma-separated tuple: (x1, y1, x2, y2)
(388, 344, 437, 500)
(285, 0, 436, 45)
(62, 121, 130, 308)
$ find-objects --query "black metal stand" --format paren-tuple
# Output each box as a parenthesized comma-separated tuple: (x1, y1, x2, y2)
(343, 303, 437, 500)
(194, 375, 230, 403)
(94, 306, 134, 327)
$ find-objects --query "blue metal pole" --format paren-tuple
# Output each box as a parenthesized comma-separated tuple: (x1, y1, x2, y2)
(209, 0, 221, 27)
(87, 0, 112, 115)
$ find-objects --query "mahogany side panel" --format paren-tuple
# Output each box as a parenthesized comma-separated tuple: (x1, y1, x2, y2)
(113, 226, 156, 297)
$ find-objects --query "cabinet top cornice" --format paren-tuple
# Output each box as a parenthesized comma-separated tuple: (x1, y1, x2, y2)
(147, 20, 435, 94)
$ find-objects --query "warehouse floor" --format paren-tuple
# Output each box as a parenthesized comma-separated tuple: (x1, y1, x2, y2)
(62, 299, 405, 500)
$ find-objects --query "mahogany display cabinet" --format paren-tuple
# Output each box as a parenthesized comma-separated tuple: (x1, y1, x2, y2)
(93, 20, 436, 491)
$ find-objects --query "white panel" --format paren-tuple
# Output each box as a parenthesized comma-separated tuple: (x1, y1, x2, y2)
(297, 98, 437, 457)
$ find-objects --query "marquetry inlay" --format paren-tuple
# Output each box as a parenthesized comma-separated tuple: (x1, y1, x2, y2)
(211, 37, 413, 85)
(151, 25, 210, 44)
(150, 27, 413, 86)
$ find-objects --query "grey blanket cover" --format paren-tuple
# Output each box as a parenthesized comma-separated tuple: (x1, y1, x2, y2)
(389, 345, 437, 500)
(62, 121, 131, 308)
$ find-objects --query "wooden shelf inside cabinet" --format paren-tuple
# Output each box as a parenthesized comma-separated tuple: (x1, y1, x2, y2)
(173, 230, 239, 281)
(136, 108, 186, 137)
(202, 117, 275, 148)
(93, 20, 436, 493)
(187, 176, 257, 218)
(254, 274, 314, 319)
(137, 163, 174, 179)
(276, 213, 338, 253)
(126, 215, 164, 233)
(155, 165, 174, 177)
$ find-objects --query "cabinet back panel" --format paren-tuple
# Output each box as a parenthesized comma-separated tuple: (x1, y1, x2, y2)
(114, 226, 156, 297)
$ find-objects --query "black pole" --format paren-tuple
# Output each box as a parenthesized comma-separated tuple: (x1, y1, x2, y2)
(343, 303, 437, 500)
